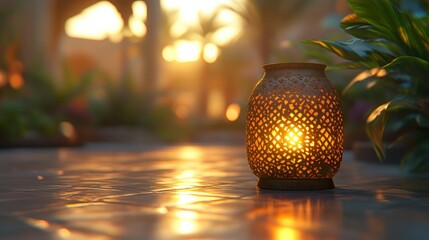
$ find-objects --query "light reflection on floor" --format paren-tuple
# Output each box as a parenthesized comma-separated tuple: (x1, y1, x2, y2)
(0, 145, 428, 239)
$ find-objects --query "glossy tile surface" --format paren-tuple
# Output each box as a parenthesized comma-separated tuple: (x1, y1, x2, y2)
(1, 144, 428, 240)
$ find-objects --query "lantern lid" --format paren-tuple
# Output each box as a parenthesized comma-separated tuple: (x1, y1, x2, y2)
(263, 62, 326, 71)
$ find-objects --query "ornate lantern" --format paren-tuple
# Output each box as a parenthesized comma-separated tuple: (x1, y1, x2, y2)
(246, 63, 344, 190)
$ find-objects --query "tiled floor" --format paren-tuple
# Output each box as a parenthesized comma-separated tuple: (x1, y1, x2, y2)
(0, 143, 428, 239)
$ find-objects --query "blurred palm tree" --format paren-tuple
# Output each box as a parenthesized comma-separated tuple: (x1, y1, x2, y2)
(166, 7, 241, 118)
(194, 11, 224, 117)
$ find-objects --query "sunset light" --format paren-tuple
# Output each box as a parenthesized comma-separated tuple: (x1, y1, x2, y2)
(65, 1, 147, 40)
(161, 0, 244, 62)
(65, 1, 123, 40)
(163, 41, 202, 62)
(65, 0, 242, 62)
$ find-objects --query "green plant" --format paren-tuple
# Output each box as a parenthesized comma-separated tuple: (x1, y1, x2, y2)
(92, 73, 191, 142)
(95, 73, 143, 126)
(0, 62, 96, 145)
(303, 0, 429, 172)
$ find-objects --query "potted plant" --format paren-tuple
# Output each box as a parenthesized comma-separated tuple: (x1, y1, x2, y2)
(303, 0, 429, 172)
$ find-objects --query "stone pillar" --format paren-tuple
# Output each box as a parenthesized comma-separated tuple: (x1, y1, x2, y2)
(20, 0, 54, 69)
(143, 0, 161, 105)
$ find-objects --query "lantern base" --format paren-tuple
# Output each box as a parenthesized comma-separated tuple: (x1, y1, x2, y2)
(258, 178, 334, 190)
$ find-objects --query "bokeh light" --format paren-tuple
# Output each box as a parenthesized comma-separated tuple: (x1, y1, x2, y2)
(210, 26, 242, 46)
(129, 1, 147, 38)
(203, 43, 219, 63)
(225, 103, 241, 122)
(174, 104, 190, 119)
(170, 22, 188, 38)
(163, 41, 202, 62)
(132, 1, 147, 21)
(9, 73, 24, 89)
(129, 15, 147, 37)
(60, 121, 76, 141)
(208, 90, 226, 118)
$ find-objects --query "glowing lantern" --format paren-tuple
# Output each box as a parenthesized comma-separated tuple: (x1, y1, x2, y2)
(246, 63, 343, 190)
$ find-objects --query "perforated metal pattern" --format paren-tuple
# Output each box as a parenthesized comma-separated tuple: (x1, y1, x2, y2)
(246, 63, 343, 180)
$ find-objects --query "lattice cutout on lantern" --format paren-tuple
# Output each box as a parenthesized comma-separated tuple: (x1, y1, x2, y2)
(246, 69, 343, 179)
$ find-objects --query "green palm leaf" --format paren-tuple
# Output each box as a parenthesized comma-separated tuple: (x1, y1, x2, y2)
(302, 0, 429, 172)
(347, 0, 429, 60)
(366, 96, 426, 160)
(383, 56, 429, 93)
(342, 68, 380, 94)
(302, 38, 400, 67)
(341, 13, 387, 40)
(328, 61, 366, 70)
(343, 56, 429, 94)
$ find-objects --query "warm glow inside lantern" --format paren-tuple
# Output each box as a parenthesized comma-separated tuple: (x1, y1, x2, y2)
(246, 63, 344, 190)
